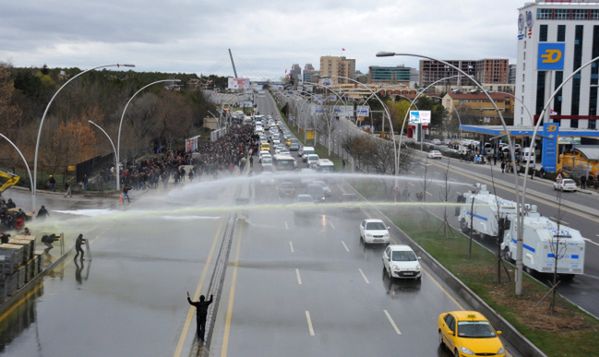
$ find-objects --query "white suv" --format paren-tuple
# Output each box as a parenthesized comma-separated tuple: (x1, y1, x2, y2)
(359, 219, 390, 244)
(382, 245, 421, 280)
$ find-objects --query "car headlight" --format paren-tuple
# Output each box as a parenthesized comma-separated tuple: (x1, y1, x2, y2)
(415, 264, 421, 271)
(497, 347, 505, 354)
(460, 346, 474, 355)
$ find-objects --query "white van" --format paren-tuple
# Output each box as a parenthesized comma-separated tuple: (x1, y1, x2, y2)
(316, 159, 335, 173)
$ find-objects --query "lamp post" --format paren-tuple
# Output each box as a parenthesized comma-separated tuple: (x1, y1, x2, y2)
(0, 133, 34, 211)
(32, 63, 135, 211)
(116, 79, 179, 191)
(88, 120, 118, 191)
(376, 51, 524, 294)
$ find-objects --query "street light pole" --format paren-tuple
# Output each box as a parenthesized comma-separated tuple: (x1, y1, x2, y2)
(88, 120, 118, 191)
(376, 51, 523, 294)
(0, 133, 34, 211)
(116, 79, 179, 191)
(32, 63, 135, 211)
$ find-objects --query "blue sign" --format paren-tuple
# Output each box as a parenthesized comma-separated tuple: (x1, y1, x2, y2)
(538, 43, 565, 71)
(541, 122, 559, 173)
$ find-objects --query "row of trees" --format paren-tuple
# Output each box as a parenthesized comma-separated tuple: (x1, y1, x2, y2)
(0, 63, 225, 183)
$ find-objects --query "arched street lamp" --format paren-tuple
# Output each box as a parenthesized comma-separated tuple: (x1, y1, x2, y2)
(32, 63, 135, 211)
(0, 133, 34, 211)
(88, 120, 117, 191)
(116, 79, 180, 191)
(376, 51, 524, 294)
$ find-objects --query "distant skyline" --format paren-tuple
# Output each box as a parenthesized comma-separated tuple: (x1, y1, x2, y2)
(1, 0, 525, 80)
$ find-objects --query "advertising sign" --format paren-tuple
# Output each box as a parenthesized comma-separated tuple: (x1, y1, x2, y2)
(408, 110, 431, 124)
(227, 77, 251, 90)
(319, 78, 333, 87)
(356, 106, 370, 117)
(538, 43, 565, 71)
(333, 105, 354, 118)
(541, 122, 559, 173)
(310, 105, 324, 115)
(305, 129, 315, 140)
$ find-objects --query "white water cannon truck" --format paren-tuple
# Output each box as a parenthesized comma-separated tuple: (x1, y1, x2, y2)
(456, 184, 585, 278)
(502, 205, 585, 278)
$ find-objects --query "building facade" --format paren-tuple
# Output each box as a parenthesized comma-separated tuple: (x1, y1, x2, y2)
(515, 0, 599, 128)
(303, 63, 319, 83)
(419, 59, 510, 87)
(289, 64, 302, 83)
(368, 65, 412, 84)
(319, 56, 356, 84)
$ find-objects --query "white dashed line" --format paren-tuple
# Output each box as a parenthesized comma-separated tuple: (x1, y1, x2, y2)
(426, 191, 433, 197)
(284, 221, 289, 230)
(383, 310, 402, 335)
(305, 310, 315, 336)
(295, 268, 303, 285)
(341, 240, 350, 253)
(289, 241, 295, 253)
(329, 221, 336, 230)
(358, 268, 370, 284)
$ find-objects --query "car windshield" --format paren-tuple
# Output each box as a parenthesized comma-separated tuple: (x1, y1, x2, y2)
(391, 250, 417, 262)
(563, 179, 575, 184)
(366, 222, 386, 230)
(457, 321, 496, 338)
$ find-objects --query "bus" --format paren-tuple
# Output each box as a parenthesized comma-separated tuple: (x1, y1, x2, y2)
(273, 154, 297, 171)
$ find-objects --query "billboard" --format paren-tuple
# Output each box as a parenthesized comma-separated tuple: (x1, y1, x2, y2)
(541, 122, 559, 173)
(538, 43, 565, 71)
(409, 110, 431, 124)
(356, 105, 370, 117)
(227, 77, 251, 90)
(333, 105, 354, 118)
(319, 78, 333, 87)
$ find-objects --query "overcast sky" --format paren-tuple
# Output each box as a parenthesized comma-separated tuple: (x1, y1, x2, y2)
(0, 0, 526, 79)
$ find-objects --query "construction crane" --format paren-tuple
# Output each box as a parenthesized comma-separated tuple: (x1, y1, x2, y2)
(228, 48, 238, 78)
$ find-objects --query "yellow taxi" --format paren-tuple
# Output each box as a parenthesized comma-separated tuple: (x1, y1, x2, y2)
(260, 143, 270, 152)
(438, 310, 505, 357)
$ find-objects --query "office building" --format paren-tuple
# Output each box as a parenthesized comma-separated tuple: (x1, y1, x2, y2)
(303, 63, 319, 83)
(509, 64, 517, 84)
(419, 59, 510, 87)
(289, 64, 301, 83)
(319, 56, 356, 84)
(515, 0, 599, 128)
(368, 65, 413, 84)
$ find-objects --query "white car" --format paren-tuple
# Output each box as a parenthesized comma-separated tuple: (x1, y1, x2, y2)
(553, 178, 577, 192)
(359, 219, 390, 244)
(432, 139, 442, 145)
(261, 156, 273, 170)
(306, 154, 320, 168)
(299, 146, 315, 160)
(427, 150, 443, 159)
(382, 245, 422, 280)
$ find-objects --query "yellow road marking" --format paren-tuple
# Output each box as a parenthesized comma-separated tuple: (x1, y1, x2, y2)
(0, 282, 43, 322)
(173, 218, 225, 357)
(220, 221, 244, 357)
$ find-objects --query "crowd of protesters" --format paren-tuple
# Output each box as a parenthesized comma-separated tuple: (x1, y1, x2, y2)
(113, 124, 256, 194)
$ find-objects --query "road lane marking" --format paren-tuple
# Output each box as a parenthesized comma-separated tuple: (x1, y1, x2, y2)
(409, 170, 416, 175)
(219, 220, 244, 357)
(583, 238, 599, 248)
(408, 182, 415, 187)
(295, 268, 303, 285)
(305, 310, 315, 336)
(383, 309, 402, 335)
(341, 240, 350, 253)
(173, 218, 224, 357)
(550, 217, 569, 225)
(422, 267, 465, 309)
(289, 241, 295, 253)
(284, 221, 289, 230)
(329, 221, 336, 230)
(358, 268, 370, 284)
(426, 191, 433, 197)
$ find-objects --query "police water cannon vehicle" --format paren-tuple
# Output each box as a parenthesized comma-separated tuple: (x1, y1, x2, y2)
(501, 205, 585, 278)
(456, 184, 517, 238)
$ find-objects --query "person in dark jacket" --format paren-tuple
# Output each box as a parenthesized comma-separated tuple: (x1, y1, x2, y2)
(186, 292, 213, 341)
(74, 234, 87, 260)
(6, 199, 16, 209)
(37, 205, 49, 218)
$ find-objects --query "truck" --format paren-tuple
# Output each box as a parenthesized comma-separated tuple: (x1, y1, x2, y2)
(501, 205, 585, 278)
(456, 184, 517, 238)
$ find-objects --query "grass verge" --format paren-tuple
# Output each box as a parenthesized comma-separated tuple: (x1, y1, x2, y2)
(353, 183, 599, 357)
